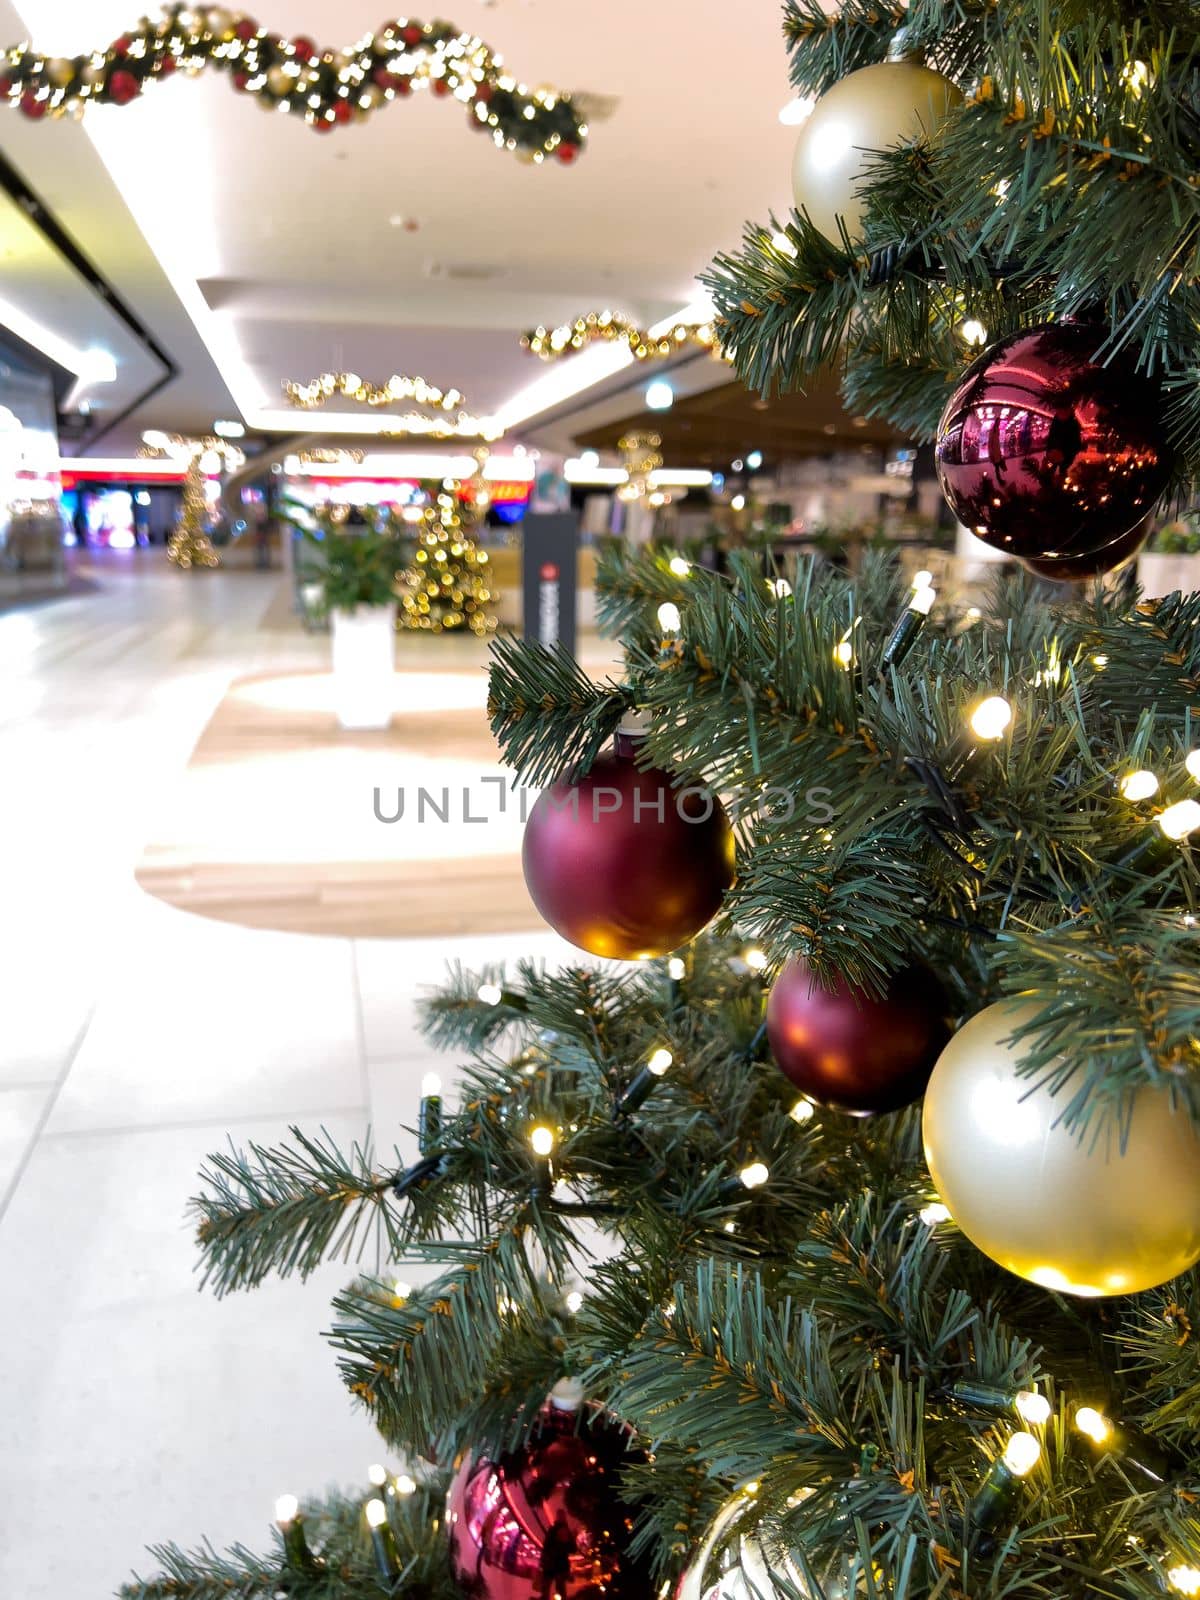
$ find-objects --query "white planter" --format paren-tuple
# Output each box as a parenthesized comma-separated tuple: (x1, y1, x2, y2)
(1138, 552, 1200, 599)
(330, 602, 396, 730)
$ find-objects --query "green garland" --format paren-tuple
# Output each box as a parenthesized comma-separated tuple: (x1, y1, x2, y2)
(0, 4, 587, 161)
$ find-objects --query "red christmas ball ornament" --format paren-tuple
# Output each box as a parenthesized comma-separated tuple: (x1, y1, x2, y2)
(447, 1390, 654, 1600)
(332, 97, 353, 123)
(107, 69, 142, 105)
(232, 69, 250, 90)
(935, 320, 1172, 572)
(19, 92, 47, 119)
(557, 142, 579, 164)
(111, 35, 133, 54)
(1019, 511, 1152, 582)
(372, 66, 395, 87)
(235, 18, 258, 41)
(475, 81, 493, 104)
(158, 53, 178, 75)
(522, 733, 735, 961)
(291, 35, 317, 63)
(401, 24, 424, 45)
(432, 76, 451, 96)
(392, 75, 412, 95)
(766, 959, 951, 1114)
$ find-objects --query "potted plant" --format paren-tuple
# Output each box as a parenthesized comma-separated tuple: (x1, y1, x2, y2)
(292, 505, 411, 730)
(1139, 515, 1200, 598)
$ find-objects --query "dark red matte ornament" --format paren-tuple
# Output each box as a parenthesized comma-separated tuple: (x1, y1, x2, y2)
(521, 734, 735, 960)
(766, 958, 950, 1114)
(447, 1398, 654, 1600)
(935, 321, 1171, 571)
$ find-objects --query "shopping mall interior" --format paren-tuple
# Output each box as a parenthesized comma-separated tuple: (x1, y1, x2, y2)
(6, 5, 1200, 1600)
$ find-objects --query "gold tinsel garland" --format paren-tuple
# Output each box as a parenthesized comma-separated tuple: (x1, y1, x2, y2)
(281, 372, 501, 439)
(1, 6, 587, 162)
(521, 311, 724, 362)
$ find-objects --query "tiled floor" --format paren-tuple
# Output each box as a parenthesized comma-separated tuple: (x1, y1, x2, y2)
(0, 551, 592, 1599)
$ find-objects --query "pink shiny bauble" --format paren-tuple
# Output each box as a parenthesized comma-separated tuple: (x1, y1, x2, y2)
(522, 739, 735, 960)
(1019, 511, 1152, 581)
(766, 959, 950, 1114)
(935, 321, 1172, 569)
(446, 1402, 654, 1600)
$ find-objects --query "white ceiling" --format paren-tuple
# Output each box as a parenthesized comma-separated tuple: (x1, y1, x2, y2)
(0, 0, 805, 452)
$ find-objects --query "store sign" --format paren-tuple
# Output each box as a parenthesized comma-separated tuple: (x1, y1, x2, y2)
(522, 512, 578, 657)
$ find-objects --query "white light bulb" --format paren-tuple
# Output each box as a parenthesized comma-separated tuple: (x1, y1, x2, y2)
(911, 585, 936, 617)
(645, 379, 674, 411)
(657, 601, 682, 632)
(647, 1048, 673, 1076)
(746, 450, 763, 470)
(565, 1290, 584, 1312)
(1159, 799, 1200, 842)
(1002, 1431, 1041, 1477)
(912, 570, 933, 589)
(970, 696, 1013, 740)
(477, 982, 503, 1005)
(1187, 750, 1200, 781)
(1014, 1390, 1051, 1426)
(1074, 1406, 1110, 1444)
(530, 1125, 555, 1156)
(739, 1161, 769, 1190)
(421, 1072, 442, 1097)
(668, 555, 690, 576)
(744, 947, 769, 971)
(1168, 1565, 1200, 1596)
(368, 1464, 388, 1487)
(771, 230, 798, 257)
(768, 578, 793, 598)
(393, 1279, 411, 1300)
(833, 640, 853, 669)
(919, 1202, 951, 1226)
(730, 493, 746, 511)
(789, 1099, 815, 1125)
(960, 318, 989, 347)
(667, 957, 686, 980)
(1119, 770, 1159, 802)
(365, 1497, 388, 1529)
(275, 1494, 299, 1526)
(395, 1474, 417, 1496)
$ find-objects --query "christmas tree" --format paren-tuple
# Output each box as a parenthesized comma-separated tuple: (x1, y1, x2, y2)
(167, 454, 220, 570)
(398, 487, 498, 637)
(127, 5, 1200, 1598)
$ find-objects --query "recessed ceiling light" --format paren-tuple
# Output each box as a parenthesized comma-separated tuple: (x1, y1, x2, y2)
(214, 419, 245, 439)
(645, 379, 674, 411)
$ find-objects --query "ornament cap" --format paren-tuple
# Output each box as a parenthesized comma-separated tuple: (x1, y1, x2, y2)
(549, 1375, 586, 1411)
(617, 706, 651, 738)
(886, 26, 924, 62)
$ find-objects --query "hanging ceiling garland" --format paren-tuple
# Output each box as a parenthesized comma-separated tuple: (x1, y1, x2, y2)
(0, 5, 587, 161)
(521, 310, 725, 361)
(280, 371, 501, 439)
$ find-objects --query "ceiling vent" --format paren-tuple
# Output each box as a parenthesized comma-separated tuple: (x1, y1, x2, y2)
(423, 260, 509, 282)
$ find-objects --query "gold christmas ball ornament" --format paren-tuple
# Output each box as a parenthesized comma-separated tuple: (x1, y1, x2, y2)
(266, 64, 291, 95)
(791, 50, 961, 242)
(206, 7, 236, 38)
(922, 1000, 1200, 1298)
(676, 1495, 844, 1600)
(46, 57, 76, 88)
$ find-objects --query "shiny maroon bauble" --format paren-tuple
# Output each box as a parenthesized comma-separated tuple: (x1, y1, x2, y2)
(447, 1401, 654, 1600)
(1019, 511, 1152, 581)
(935, 321, 1172, 569)
(522, 739, 735, 960)
(766, 959, 951, 1114)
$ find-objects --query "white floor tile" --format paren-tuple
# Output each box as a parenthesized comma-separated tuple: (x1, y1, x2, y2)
(0, 1086, 56, 1201)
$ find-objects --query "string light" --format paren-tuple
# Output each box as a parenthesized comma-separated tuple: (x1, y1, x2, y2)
(395, 1474, 417, 1496)
(767, 578, 792, 598)
(789, 1099, 815, 1124)
(392, 1279, 412, 1300)
(970, 696, 1013, 740)
(647, 1048, 674, 1076)
(668, 555, 690, 576)
(477, 982, 503, 1005)
(919, 1201, 951, 1226)
(1186, 751, 1200, 781)
(421, 1073, 442, 1097)
(1169, 1565, 1200, 1596)
(1120, 771, 1159, 801)
(1003, 1431, 1042, 1476)
(565, 1290, 584, 1312)
(744, 947, 769, 971)
(1074, 1406, 1111, 1444)
(667, 957, 686, 980)
(275, 1495, 299, 1527)
(529, 1125, 556, 1156)
(365, 1499, 388, 1528)
(1014, 1390, 1052, 1426)
(657, 601, 682, 632)
(833, 639, 854, 669)
(739, 1161, 770, 1189)
(1158, 799, 1200, 841)
(960, 318, 989, 347)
